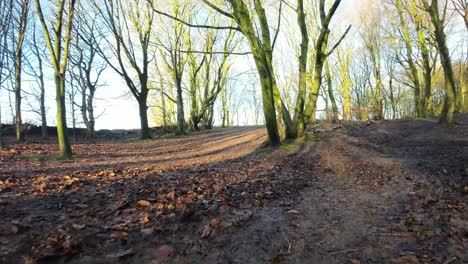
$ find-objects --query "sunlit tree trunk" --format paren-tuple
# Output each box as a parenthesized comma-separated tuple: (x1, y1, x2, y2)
(292, 0, 309, 137)
(228, 0, 280, 145)
(423, 0, 457, 125)
(304, 0, 348, 124)
(35, 0, 75, 158)
(325, 60, 339, 123)
(337, 49, 351, 121)
(396, 0, 423, 118)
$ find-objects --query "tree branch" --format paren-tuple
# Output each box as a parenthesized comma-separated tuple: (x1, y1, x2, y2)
(325, 24, 351, 57)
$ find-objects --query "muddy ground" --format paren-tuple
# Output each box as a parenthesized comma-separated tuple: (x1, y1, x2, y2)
(0, 117, 466, 263)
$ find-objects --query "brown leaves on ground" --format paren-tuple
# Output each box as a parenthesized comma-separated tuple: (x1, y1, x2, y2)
(0, 118, 467, 263)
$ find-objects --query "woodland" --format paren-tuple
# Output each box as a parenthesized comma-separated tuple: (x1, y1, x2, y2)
(0, 0, 467, 263)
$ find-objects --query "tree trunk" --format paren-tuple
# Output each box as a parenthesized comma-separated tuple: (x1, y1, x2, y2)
(0, 104, 4, 150)
(462, 62, 468, 112)
(138, 94, 150, 140)
(326, 61, 339, 123)
(228, 0, 281, 146)
(70, 92, 77, 144)
(56, 74, 73, 158)
(425, 0, 456, 125)
(14, 43, 24, 142)
(87, 91, 95, 140)
(176, 77, 186, 135)
(389, 78, 397, 119)
(15, 66, 23, 142)
(257, 65, 281, 146)
(293, 0, 308, 138)
(396, 0, 423, 118)
(40, 75, 48, 139)
(338, 51, 351, 121)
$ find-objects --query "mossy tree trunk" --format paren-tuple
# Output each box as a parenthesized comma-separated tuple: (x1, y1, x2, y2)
(56, 74, 73, 157)
(228, 0, 281, 146)
(303, 0, 348, 127)
(325, 60, 339, 123)
(292, 0, 309, 137)
(35, 0, 75, 158)
(423, 0, 457, 125)
(412, 0, 434, 118)
(337, 49, 351, 121)
(395, 0, 424, 118)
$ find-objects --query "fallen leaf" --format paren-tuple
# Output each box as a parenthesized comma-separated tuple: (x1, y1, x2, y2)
(155, 245, 175, 258)
(11, 225, 19, 234)
(201, 218, 220, 238)
(136, 200, 151, 207)
(110, 231, 128, 240)
(166, 191, 175, 200)
(289, 221, 301, 228)
(141, 214, 151, 225)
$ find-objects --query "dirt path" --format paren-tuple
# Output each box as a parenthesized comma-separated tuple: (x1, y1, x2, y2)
(162, 119, 466, 264)
(0, 120, 466, 263)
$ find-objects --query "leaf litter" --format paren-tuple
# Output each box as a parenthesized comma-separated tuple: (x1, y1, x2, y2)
(0, 119, 466, 263)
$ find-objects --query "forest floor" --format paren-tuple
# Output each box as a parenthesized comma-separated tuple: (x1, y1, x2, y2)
(0, 116, 466, 264)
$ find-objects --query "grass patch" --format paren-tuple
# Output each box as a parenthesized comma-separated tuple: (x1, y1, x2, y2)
(254, 146, 273, 154)
(281, 143, 300, 152)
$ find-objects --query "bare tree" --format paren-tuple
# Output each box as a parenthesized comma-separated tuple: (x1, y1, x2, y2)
(422, 0, 457, 125)
(35, 0, 76, 158)
(23, 18, 48, 139)
(94, 0, 155, 139)
(452, 0, 468, 30)
(70, 5, 107, 140)
(0, 0, 14, 149)
(11, 0, 30, 142)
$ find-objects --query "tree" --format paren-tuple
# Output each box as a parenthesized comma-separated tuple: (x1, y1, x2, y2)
(359, 3, 384, 120)
(452, 0, 468, 31)
(188, 27, 237, 130)
(35, 0, 76, 158)
(336, 46, 352, 120)
(152, 0, 295, 144)
(224, 0, 282, 145)
(156, 1, 192, 135)
(11, 0, 30, 142)
(325, 58, 339, 123)
(70, 6, 106, 140)
(395, 0, 424, 117)
(302, 0, 351, 129)
(292, 0, 309, 136)
(422, 0, 457, 125)
(23, 18, 48, 139)
(95, 0, 154, 139)
(0, 0, 13, 149)
(389, 0, 437, 118)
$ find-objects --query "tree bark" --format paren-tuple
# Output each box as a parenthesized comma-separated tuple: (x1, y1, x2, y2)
(424, 0, 456, 125)
(228, 0, 281, 146)
(139, 89, 150, 139)
(325, 60, 339, 123)
(292, 0, 308, 137)
(56, 74, 73, 158)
